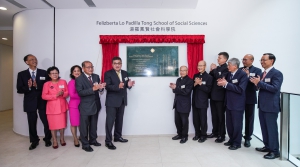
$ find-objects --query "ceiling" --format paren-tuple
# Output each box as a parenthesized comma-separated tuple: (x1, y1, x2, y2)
(0, 0, 198, 47)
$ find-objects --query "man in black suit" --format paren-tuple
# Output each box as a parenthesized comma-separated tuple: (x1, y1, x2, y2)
(17, 54, 52, 150)
(240, 54, 262, 147)
(76, 61, 104, 152)
(104, 56, 134, 150)
(208, 52, 229, 143)
(217, 58, 248, 150)
(192, 61, 213, 143)
(170, 66, 193, 144)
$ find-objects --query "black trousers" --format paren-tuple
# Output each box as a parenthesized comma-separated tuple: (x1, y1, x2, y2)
(174, 110, 190, 138)
(80, 111, 100, 148)
(226, 109, 244, 146)
(210, 100, 226, 137)
(105, 104, 125, 143)
(244, 104, 255, 140)
(26, 110, 51, 143)
(192, 107, 208, 137)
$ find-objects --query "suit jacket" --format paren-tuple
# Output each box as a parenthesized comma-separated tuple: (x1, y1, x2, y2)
(105, 69, 131, 107)
(76, 73, 101, 115)
(224, 69, 248, 111)
(257, 68, 283, 113)
(209, 63, 229, 101)
(16, 68, 48, 112)
(172, 75, 193, 113)
(42, 79, 69, 115)
(240, 66, 262, 104)
(192, 71, 213, 109)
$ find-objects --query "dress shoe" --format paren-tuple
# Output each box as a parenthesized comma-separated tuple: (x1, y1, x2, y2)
(224, 141, 232, 146)
(180, 137, 188, 144)
(114, 137, 128, 143)
(215, 136, 225, 143)
(255, 147, 270, 152)
(45, 140, 52, 147)
(105, 142, 116, 150)
(244, 140, 251, 148)
(60, 140, 66, 146)
(264, 152, 280, 159)
(52, 144, 58, 149)
(82, 146, 93, 152)
(198, 137, 207, 143)
(74, 143, 80, 147)
(207, 133, 218, 138)
(228, 145, 241, 150)
(29, 141, 39, 150)
(89, 141, 101, 146)
(172, 135, 182, 140)
(192, 136, 200, 141)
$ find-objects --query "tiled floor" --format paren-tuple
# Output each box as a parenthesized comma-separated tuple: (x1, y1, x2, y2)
(0, 110, 295, 167)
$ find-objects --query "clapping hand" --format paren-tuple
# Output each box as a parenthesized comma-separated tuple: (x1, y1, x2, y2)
(250, 75, 260, 86)
(217, 77, 227, 86)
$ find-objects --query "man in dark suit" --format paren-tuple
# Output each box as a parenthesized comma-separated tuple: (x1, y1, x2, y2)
(217, 58, 248, 150)
(192, 61, 213, 143)
(170, 66, 193, 144)
(240, 54, 262, 147)
(76, 61, 104, 152)
(250, 53, 283, 159)
(208, 52, 229, 143)
(16, 54, 52, 150)
(104, 56, 134, 150)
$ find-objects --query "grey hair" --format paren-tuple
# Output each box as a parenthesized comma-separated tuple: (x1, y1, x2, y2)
(228, 58, 240, 68)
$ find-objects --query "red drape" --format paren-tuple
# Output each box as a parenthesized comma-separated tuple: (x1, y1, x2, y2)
(99, 35, 205, 80)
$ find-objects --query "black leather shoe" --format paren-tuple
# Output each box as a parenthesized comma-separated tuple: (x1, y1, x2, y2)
(244, 140, 251, 148)
(192, 136, 200, 141)
(224, 141, 232, 146)
(29, 141, 39, 150)
(82, 146, 93, 152)
(207, 133, 218, 138)
(114, 137, 128, 143)
(229, 145, 241, 150)
(89, 141, 101, 146)
(198, 137, 207, 143)
(45, 140, 52, 147)
(215, 136, 225, 143)
(264, 152, 280, 159)
(105, 142, 117, 150)
(180, 137, 188, 144)
(172, 135, 182, 140)
(256, 147, 270, 152)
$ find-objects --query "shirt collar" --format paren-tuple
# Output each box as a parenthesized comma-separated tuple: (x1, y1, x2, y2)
(264, 66, 273, 73)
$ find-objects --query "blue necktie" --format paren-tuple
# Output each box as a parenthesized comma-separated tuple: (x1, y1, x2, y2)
(32, 72, 36, 81)
(230, 74, 233, 80)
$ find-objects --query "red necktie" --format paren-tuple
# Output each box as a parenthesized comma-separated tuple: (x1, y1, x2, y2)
(88, 76, 93, 85)
(261, 71, 267, 80)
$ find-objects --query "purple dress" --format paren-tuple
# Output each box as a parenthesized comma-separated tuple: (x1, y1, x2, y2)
(68, 79, 80, 126)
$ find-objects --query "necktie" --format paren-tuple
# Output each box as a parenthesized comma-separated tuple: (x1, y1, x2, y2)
(117, 71, 122, 81)
(261, 71, 267, 80)
(88, 76, 93, 85)
(32, 72, 36, 81)
(230, 74, 233, 80)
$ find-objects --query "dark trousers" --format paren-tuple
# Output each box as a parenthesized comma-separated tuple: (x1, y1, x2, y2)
(226, 109, 244, 146)
(174, 110, 190, 138)
(259, 110, 279, 154)
(80, 111, 100, 148)
(210, 100, 226, 137)
(192, 107, 207, 137)
(26, 110, 51, 143)
(105, 104, 125, 143)
(244, 104, 255, 140)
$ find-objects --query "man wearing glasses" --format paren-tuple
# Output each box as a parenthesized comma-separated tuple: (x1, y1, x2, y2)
(240, 54, 262, 147)
(104, 56, 135, 150)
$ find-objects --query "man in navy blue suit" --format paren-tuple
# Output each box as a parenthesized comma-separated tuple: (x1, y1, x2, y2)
(240, 54, 262, 147)
(250, 53, 283, 159)
(170, 66, 193, 144)
(217, 58, 248, 150)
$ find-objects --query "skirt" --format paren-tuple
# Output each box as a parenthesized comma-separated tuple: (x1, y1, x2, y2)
(47, 112, 67, 130)
(69, 107, 80, 126)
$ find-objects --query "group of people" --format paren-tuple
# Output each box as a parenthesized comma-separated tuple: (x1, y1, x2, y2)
(170, 52, 283, 160)
(17, 55, 134, 152)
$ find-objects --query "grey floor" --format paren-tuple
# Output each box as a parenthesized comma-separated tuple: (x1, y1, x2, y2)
(0, 110, 295, 167)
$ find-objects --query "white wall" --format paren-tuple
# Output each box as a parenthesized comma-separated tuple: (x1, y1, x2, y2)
(0, 44, 13, 111)
(13, 0, 300, 136)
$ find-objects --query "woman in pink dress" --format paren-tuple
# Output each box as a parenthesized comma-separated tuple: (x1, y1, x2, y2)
(67, 65, 82, 147)
(42, 66, 69, 149)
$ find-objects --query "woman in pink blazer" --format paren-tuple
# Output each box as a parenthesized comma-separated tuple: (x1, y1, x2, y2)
(42, 66, 69, 149)
(67, 65, 82, 147)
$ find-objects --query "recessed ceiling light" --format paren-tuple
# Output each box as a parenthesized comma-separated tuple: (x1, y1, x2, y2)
(0, 7, 7, 10)
(2, 38, 8, 40)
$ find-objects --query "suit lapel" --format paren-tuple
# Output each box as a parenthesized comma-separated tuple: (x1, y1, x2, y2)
(82, 74, 92, 87)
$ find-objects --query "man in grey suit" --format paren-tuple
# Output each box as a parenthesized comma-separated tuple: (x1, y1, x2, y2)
(76, 61, 104, 152)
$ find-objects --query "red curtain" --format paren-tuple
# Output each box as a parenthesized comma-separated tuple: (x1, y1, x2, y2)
(99, 35, 205, 80)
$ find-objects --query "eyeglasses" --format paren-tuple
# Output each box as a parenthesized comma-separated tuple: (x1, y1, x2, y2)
(197, 65, 205, 67)
(85, 66, 94, 69)
(259, 59, 269, 62)
(113, 63, 122, 65)
(241, 59, 248, 61)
